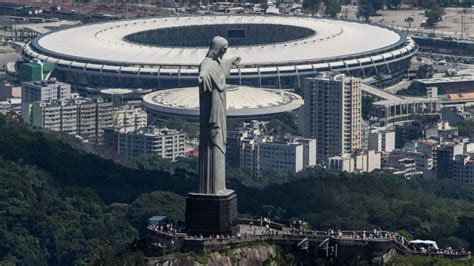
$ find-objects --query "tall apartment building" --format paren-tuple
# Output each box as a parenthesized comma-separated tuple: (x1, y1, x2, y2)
(436, 142, 463, 179)
(21, 79, 72, 104)
(239, 137, 316, 178)
(452, 155, 474, 185)
(303, 72, 362, 162)
(30, 98, 113, 144)
(240, 138, 261, 178)
(394, 121, 426, 149)
(21, 79, 74, 123)
(226, 130, 244, 168)
(103, 126, 185, 161)
(368, 127, 395, 153)
(77, 99, 113, 143)
(112, 105, 148, 129)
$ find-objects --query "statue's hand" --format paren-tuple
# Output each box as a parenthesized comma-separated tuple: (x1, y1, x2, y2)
(198, 75, 204, 83)
(233, 56, 241, 65)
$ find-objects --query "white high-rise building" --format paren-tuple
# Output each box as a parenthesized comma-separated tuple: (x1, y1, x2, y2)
(368, 127, 395, 153)
(21, 79, 76, 124)
(239, 137, 316, 178)
(21, 79, 72, 104)
(112, 105, 148, 129)
(30, 98, 113, 144)
(103, 126, 185, 161)
(303, 72, 362, 162)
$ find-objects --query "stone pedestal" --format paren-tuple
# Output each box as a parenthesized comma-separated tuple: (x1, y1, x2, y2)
(185, 190, 238, 236)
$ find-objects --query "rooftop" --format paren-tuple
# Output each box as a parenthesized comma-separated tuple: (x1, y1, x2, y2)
(142, 85, 303, 117)
(30, 15, 404, 67)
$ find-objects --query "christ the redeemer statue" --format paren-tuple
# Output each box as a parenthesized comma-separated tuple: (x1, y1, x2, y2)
(198, 36, 240, 195)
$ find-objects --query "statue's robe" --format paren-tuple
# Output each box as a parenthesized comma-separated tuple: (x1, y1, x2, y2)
(198, 56, 234, 195)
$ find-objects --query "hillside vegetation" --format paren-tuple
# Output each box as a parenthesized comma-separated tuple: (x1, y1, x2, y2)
(0, 113, 473, 263)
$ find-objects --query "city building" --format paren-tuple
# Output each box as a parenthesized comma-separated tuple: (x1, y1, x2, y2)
(368, 127, 395, 153)
(0, 81, 20, 101)
(103, 126, 185, 161)
(21, 79, 71, 104)
(326, 150, 381, 173)
(394, 121, 426, 149)
(452, 155, 474, 185)
(21, 79, 74, 123)
(227, 120, 316, 178)
(424, 121, 458, 140)
(436, 142, 464, 179)
(303, 72, 362, 162)
(0, 98, 21, 114)
(442, 106, 474, 125)
(389, 149, 433, 176)
(239, 137, 316, 178)
(226, 120, 265, 168)
(382, 156, 418, 179)
(226, 130, 244, 168)
(416, 139, 439, 159)
(360, 120, 370, 150)
(112, 105, 148, 129)
(29, 97, 112, 144)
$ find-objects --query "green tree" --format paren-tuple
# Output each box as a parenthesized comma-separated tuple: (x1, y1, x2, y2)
(456, 216, 474, 246)
(387, 0, 401, 9)
(405, 16, 414, 31)
(0, 160, 138, 264)
(424, 1, 445, 27)
(358, 0, 384, 20)
(396, 82, 426, 96)
(416, 64, 435, 79)
(303, 0, 320, 14)
(326, 0, 342, 17)
(127, 191, 185, 237)
(467, 44, 474, 57)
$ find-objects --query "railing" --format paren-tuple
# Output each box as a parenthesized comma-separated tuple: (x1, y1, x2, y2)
(148, 227, 471, 260)
(410, 251, 471, 260)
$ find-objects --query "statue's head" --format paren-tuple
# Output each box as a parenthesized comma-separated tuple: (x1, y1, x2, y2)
(206, 36, 228, 60)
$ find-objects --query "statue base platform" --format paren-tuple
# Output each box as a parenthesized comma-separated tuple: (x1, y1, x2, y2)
(185, 190, 238, 236)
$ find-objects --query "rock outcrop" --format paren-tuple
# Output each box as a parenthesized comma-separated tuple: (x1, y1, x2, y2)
(150, 244, 280, 266)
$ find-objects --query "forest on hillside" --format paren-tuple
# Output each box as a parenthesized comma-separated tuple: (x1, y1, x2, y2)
(0, 113, 473, 264)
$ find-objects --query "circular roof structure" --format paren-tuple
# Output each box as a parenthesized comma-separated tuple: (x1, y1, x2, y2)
(143, 86, 303, 119)
(22, 15, 417, 90)
(28, 16, 404, 67)
(100, 88, 133, 95)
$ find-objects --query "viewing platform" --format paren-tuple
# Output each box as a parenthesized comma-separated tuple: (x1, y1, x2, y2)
(146, 218, 471, 262)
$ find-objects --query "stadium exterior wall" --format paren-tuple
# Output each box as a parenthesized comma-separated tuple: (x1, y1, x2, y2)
(21, 17, 417, 90)
(22, 46, 415, 89)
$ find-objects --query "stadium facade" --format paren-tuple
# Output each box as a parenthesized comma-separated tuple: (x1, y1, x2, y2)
(22, 15, 417, 90)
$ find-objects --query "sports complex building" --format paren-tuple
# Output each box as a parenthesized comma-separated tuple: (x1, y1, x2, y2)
(22, 15, 417, 90)
(142, 85, 303, 121)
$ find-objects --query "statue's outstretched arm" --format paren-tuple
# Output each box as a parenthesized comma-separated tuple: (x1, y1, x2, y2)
(220, 56, 241, 77)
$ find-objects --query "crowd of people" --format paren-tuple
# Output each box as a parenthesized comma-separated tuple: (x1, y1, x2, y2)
(146, 217, 470, 258)
(147, 220, 185, 236)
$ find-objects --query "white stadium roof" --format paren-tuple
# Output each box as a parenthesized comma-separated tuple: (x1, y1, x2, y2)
(142, 86, 303, 117)
(32, 16, 403, 67)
